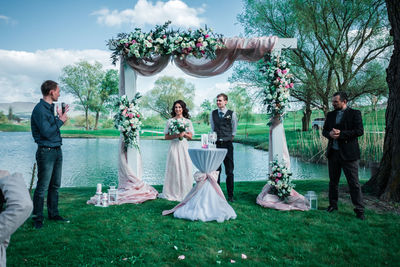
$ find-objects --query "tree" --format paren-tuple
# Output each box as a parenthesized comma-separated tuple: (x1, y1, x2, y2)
(228, 85, 255, 136)
(364, 0, 400, 202)
(89, 69, 119, 130)
(235, 0, 392, 129)
(7, 106, 13, 121)
(142, 76, 195, 119)
(198, 99, 213, 125)
(60, 61, 103, 130)
(0, 111, 7, 123)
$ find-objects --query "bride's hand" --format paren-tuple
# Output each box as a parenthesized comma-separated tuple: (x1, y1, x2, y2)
(178, 132, 185, 139)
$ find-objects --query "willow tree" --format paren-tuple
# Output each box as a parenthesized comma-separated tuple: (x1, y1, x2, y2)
(364, 0, 400, 202)
(234, 0, 392, 130)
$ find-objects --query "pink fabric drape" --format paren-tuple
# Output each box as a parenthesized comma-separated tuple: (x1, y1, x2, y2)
(87, 141, 158, 205)
(162, 170, 224, 216)
(123, 36, 278, 77)
(256, 185, 310, 211)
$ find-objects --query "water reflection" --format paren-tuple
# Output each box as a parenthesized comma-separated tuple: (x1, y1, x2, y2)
(0, 132, 370, 187)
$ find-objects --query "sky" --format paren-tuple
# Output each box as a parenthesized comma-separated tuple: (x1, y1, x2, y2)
(0, 0, 246, 110)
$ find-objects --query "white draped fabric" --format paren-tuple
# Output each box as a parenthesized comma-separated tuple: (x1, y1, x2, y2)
(163, 148, 237, 222)
(257, 117, 309, 211)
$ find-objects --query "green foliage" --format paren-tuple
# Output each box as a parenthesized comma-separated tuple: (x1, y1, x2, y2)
(7, 181, 400, 266)
(73, 115, 95, 128)
(142, 115, 164, 128)
(0, 111, 8, 123)
(60, 60, 104, 130)
(236, 0, 392, 115)
(141, 76, 195, 119)
(101, 118, 114, 129)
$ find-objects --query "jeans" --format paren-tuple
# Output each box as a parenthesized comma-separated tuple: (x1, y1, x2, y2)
(33, 147, 63, 222)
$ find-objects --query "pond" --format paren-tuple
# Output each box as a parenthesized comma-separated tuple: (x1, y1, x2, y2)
(0, 132, 370, 188)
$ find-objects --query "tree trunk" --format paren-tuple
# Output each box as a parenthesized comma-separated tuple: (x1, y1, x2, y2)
(85, 109, 89, 131)
(94, 111, 99, 130)
(364, 0, 400, 202)
(302, 104, 312, 131)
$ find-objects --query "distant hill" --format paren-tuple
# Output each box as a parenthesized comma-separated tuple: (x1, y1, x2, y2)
(0, 102, 36, 114)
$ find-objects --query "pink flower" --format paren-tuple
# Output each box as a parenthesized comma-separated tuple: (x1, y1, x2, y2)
(205, 34, 210, 38)
(241, 254, 247, 259)
(122, 109, 127, 116)
(276, 69, 281, 73)
(188, 47, 193, 51)
(277, 173, 282, 178)
(285, 84, 290, 89)
(230, 259, 236, 263)
(282, 69, 287, 74)
(196, 42, 203, 47)
(275, 178, 279, 183)
(128, 113, 133, 118)
(136, 114, 140, 118)
(201, 50, 205, 54)
(163, 35, 167, 38)
(125, 43, 130, 47)
(132, 40, 137, 44)
(178, 255, 185, 260)
(289, 83, 294, 88)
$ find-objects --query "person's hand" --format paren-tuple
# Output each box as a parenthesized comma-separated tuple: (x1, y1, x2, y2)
(177, 132, 185, 139)
(329, 128, 340, 139)
(57, 104, 69, 123)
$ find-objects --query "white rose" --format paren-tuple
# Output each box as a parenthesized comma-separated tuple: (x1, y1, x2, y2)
(202, 41, 208, 47)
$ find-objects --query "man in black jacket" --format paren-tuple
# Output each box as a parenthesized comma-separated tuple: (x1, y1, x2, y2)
(31, 80, 70, 229)
(322, 91, 365, 220)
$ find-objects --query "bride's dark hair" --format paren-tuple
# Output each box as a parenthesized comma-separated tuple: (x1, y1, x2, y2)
(171, 100, 190, 119)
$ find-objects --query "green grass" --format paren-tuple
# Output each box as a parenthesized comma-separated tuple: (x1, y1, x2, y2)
(7, 180, 400, 266)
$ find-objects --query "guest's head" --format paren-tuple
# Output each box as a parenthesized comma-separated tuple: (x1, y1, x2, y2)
(171, 100, 190, 119)
(332, 91, 348, 110)
(41, 80, 60, 102)
(216, 93, 228, 109)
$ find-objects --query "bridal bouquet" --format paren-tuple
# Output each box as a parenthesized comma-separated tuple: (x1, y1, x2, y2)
(168, 118, 189, 141)
(114, 93, 143, 151)
(267, 159, 295, 201)
(259, 54, 294, 120)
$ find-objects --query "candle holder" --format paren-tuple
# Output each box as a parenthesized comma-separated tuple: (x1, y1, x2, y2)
(108, 183, 119, 205)
(304, 191, 318, 210)
(95, 192, 102, 207)
(101, 193, 109, 207)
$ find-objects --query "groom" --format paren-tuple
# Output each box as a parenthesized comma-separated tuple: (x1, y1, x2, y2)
(322, 91, 365, 220)
(210, 93, 238, 202)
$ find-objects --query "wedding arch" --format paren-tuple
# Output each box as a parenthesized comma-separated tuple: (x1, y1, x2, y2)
(107, 22, 297, 204)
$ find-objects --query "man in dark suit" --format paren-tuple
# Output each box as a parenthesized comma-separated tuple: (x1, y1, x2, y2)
(210, 93, 238, 202)
(322, 91, 365, 220)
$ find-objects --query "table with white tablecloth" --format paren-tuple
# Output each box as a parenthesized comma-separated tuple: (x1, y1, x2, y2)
(162, 148, 237, 222)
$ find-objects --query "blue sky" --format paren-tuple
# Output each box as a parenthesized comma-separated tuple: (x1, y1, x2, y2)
(0, 0, 246, 107)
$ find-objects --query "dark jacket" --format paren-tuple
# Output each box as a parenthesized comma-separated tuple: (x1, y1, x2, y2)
(212, 109, 233, 141)
(322, 107, 363, 161)
(31, 99, 63, 147)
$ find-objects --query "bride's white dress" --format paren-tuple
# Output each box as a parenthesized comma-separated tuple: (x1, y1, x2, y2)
(160, 118, 194, 201)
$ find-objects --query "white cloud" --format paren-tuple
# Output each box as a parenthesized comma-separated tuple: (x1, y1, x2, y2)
(0, 49, 232, 114)
(0, 15, 10, 24)
(0, 49, 116, 103)
(92, 0, 205, 28)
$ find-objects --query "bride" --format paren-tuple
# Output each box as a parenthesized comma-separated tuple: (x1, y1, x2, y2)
(160, 100, 194, 201)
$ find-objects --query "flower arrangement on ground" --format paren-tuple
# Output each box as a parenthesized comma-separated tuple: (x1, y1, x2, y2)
(168, 118, 189, 141)
(259, 54, 294, 120)
(267, 159, 295, 201)
(107, 21, 225, 64)
(114, 93, 143, 151)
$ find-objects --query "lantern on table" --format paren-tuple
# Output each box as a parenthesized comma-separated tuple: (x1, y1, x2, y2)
(101, 193, 109, 207)
(304, 191, 318, 210)
(108, 184, 119, 205)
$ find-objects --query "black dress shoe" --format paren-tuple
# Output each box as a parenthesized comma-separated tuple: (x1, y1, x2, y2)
(326, 206, 338, 213)
(356, 213, 365, 220)
(34, 220, 43, 229)
(49, 215, 70, 223)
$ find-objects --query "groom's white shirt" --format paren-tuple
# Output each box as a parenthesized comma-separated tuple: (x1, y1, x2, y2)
(209, 108, 238, 137)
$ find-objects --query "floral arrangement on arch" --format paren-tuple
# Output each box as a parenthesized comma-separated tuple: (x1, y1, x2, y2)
(267, 159, 295, 201)
(168, 118, 189, 141)
(114, 93, 143, 151)
(107, 21, 225, 65)
(259, 54, 294, 120)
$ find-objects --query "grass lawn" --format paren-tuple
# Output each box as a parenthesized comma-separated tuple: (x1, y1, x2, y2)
(7, 180, 399, 266)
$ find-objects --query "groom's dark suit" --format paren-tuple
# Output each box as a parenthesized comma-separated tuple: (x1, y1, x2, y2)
(322, 107, 364, 214)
